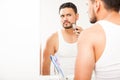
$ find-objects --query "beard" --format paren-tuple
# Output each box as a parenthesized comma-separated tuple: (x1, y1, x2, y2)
(90, 16, 97, 23)
(89, 10, 97, 23)
(63, 21, 73, 29)
(64, 25, 72, 29)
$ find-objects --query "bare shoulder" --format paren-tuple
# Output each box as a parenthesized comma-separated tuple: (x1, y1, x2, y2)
(46, 31, 58, 46)
(77, 23, 105, 62)
(44, 31, 59, 54)
(78, 23, 104, 45)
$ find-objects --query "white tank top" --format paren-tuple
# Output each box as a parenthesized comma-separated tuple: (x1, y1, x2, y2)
(54, 29, 77, 76)
(95, 20, 120, 80)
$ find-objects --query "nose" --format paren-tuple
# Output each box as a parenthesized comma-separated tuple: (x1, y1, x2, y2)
(63, 16, 68, 21)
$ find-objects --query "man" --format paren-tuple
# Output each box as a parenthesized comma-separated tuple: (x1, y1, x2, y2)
(74, 0, 120, 80)
(42, 2, 82, 76)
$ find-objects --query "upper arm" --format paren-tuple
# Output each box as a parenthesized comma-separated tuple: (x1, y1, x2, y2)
(74, 29, 96, 80)
(42, 33, 58, 75)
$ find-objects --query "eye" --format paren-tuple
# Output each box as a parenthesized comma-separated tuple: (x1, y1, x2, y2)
(67, 14, 71, 16)
(60, 15, 64, 18)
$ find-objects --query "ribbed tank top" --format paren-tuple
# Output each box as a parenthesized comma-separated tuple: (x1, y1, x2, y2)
(95, 20, 120, 80)
(54, 29, 77, 76)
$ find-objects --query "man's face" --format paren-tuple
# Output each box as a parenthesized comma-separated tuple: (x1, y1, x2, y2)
(87, 0, 97, 23)
(59, 8, 78, 29)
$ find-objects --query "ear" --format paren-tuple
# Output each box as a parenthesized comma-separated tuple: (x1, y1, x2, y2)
(76, 13, 79, 20)
(94, 0, 101, 13)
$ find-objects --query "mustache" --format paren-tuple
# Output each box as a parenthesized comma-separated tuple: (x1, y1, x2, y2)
(63, 21, 71, 24)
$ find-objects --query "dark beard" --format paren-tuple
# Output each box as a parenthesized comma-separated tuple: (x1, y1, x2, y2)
(63, 21, 73, 29)
(64, 26, 72, 29)
(90, 11, 97, 24)
(90, 17, 97, 23)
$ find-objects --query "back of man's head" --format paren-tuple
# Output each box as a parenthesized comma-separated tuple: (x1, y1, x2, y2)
(102, 0, 120, 12)
(91, 0, 120, 12)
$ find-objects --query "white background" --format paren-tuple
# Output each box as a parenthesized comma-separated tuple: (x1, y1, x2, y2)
(0, 0, 92, 80)
(0, 0, 40, 80)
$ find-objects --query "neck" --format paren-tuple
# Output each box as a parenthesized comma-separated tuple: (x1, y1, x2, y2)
(105, 11, 120, 20)
(62, 28, 78, 43)
(97, 11, 120, 26)
(64, 28, 74, 34)
(97, 9, 120, 22)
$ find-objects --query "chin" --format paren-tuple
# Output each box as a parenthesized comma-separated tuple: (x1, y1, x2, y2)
(90, 20, 96, 24)
(64, 26, 72, 29)
(90, 18, 97, 24)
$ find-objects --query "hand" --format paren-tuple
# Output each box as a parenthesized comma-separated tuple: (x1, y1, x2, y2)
(73, 26, 83, 36)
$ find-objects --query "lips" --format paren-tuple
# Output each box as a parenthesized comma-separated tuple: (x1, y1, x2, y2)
(63, 21, 70, 25)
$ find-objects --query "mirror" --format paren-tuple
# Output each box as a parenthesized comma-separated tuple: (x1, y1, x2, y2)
(40, 0, 91, 77)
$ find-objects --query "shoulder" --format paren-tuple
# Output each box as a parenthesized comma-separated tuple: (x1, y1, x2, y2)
(46, 31, 58, 45)
(78, 23, 104, 45)
(43, 31, 59, 55)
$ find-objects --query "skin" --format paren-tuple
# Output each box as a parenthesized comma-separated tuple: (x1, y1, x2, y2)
(42, 7, 82, 75)
(74, 0, 120, 80)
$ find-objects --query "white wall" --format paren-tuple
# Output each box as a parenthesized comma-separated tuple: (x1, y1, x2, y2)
(0, 0, 40, 80)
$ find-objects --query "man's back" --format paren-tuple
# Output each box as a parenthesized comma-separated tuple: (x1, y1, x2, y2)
(95, 20, 120, 80)
(74, 4, 120, 79)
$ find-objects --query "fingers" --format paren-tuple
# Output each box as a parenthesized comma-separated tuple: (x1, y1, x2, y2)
(73, 26, 82, 35)
(73, 26, 83, 39)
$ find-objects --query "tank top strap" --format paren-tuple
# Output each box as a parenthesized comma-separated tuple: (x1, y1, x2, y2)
(58, 29, 63, 42)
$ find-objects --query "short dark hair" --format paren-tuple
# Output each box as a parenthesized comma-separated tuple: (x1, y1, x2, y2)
(91, 0, 120, 12)
(59, 2, 77, 14)
(101, 0, 120, 12)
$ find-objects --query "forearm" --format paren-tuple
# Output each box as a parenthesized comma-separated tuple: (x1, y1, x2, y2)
(42, 64, 50, 75)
